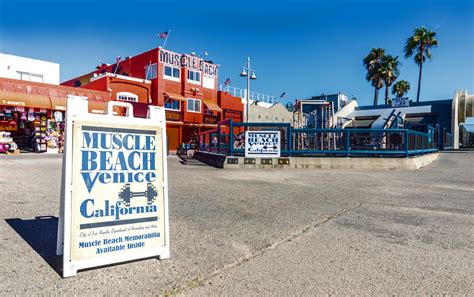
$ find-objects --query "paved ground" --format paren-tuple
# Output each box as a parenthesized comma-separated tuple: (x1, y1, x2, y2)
(0, 152, 473, 295)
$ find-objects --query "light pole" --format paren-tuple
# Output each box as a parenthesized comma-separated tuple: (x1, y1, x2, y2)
(240, 57, 257, 123)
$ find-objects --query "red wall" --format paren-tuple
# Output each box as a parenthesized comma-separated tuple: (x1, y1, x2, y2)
(62, 47, 243, 126)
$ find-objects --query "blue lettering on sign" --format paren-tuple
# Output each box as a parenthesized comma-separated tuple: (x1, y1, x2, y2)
(79, 130, 158, 193)
(80, 198, 158, 220)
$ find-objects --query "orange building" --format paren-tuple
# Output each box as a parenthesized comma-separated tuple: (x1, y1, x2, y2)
(62, 47, 244, 151)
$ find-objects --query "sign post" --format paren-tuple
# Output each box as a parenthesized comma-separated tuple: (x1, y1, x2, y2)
(57, 95, 169, 277)
(245, 131, 281, 157)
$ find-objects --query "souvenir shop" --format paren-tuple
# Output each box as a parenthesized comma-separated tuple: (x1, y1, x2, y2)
(0, 105, 65, 153)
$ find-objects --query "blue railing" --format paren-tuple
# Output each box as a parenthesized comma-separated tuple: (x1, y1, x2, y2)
(198, 119, 441, 157)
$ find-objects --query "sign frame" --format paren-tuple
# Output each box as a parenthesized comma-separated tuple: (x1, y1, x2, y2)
(56, 96, 170, 277)
(244, 131, 281, 158)
(392, 97, 410, 107)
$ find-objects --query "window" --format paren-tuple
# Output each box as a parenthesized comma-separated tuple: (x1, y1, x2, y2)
(145, 63, 157, 80)
(187, 98, 201, 113)
(164, 65, 180, 81)
(117, 92, 138, 102)
(164, 99, 180, 111)
(202, 76, 215, 89)
(187, 70, 201, 84)
(16, 71, 44, 83)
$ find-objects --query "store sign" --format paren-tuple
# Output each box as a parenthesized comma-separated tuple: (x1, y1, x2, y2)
(200, 61, 218, 78)
(203, 114, 218, 124)
(181, 54, 200, 71)
(224, 110, 242, 122)
(57, 96, 169, 277)
(159, 49, 218, 78)
(159, 49, 181, 67)
(2, 99, 26, 107)
(392, 97, 409, 107)
(245, 131, 280, 157)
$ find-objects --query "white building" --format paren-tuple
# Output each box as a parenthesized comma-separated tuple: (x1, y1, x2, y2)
(0, 53, 60, 85)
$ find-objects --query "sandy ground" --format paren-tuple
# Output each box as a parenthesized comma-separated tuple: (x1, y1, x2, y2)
(0, 151, 472, 295)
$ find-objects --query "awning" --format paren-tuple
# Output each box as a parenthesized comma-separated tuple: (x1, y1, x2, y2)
(0, 91, 52, 109)
(129, 102, 149, 118)
(203, 98, 223, 112)
(88, 100, 126, 116)
(347, 119, 375, 128)
(50, 96, 67, 111)
(164, 92, 186, 101)
(87, 100, 107, 114)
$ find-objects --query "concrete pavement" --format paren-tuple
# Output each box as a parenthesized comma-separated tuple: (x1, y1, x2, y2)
(0, 151, 472, 295)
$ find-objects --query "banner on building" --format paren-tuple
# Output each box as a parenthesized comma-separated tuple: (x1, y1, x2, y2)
(57, 96, 169, 277)
(245, 131, 281, 157)
(392, 97, 410, 107)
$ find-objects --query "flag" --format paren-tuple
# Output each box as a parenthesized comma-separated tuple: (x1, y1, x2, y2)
(159, 31, 169, 39)
(224, 78, 231, 86)
(280, 91, 286, 98)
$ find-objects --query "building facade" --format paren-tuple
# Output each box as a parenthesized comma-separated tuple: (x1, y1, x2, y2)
(0, 53, 60, 85)
(0, 77, 112, 152)
(248, 102, 293, 124)
(62, 47, 244, 151)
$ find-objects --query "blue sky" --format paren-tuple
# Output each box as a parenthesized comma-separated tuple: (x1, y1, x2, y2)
(0, 0, 472, 106)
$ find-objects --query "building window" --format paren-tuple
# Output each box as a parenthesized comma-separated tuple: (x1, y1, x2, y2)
(202, 76, 215, 89)
(145, 63, 157, 80)
(17, 71, 44, 83)
(187, 70, 201, 84)
(187, 98, 201, 113)
(164, 99, 180, 111)
(117, 92, 138, 102)
(164, 65, 180, 81)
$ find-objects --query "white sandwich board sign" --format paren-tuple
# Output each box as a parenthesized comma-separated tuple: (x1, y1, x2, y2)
(245, 131, 281, 157)
(57, 96, 169, 277)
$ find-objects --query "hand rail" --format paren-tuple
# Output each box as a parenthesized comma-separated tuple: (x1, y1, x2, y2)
(197, 119, 439, 157)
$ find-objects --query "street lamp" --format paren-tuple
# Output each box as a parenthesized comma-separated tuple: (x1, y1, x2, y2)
(240, 57, 256, 123)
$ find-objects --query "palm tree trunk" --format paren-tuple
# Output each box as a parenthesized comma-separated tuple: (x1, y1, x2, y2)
(373, 87, 379, 106)
(416, 62, 423, 102)
(416, 46, 424, 102)
(385, 84, 389, 104)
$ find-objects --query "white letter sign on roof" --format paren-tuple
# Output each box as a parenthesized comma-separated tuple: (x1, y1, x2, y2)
(56, 96, 169, 277)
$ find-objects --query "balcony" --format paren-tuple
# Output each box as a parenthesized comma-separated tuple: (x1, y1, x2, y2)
(165, 110, 182, 122)
(203, 113, 219, 125)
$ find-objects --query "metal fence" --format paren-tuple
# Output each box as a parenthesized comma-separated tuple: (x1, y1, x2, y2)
(218, 85, 278, 105)
(198, 119, 444, 157)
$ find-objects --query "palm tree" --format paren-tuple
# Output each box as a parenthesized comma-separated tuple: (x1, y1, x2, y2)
(392, 80, 411, 98)
(379, 55, 400, 104)
(404, 27, 439, 102)
(363, 48, 385, 105)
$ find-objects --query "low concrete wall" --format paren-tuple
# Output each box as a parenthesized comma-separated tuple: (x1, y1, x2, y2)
(193, 151, 227, 168)
(194, 151, 439, 170)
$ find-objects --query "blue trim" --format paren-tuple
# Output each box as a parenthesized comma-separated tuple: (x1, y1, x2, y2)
(198, 122, 439, 158)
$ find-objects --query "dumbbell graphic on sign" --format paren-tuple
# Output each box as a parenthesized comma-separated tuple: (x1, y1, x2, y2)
(118, 183, 158, 207)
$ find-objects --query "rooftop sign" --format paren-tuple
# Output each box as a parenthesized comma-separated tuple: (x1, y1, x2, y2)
(159, 49, 218, 78)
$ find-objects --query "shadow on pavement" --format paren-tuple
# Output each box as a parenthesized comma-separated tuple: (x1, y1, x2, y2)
(5, 216, 62, 276)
